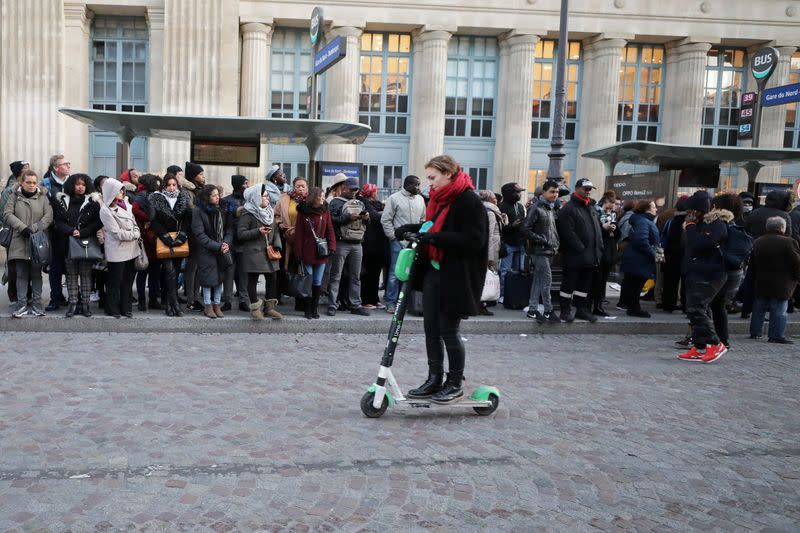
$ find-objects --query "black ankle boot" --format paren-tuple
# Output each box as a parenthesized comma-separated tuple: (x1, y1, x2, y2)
(430, 373, 463, 404)
(311, 286, 321, 319)
(149, 298, 164, 310)
(559, 296, 575, 323)
(407, 372, 444, 399)
(65, 302, 76, 318)
(574, 299, 597, 323)
(304, 298, 314, 319)
(592, 304, 609, 317)
(81, 303, 92, 317)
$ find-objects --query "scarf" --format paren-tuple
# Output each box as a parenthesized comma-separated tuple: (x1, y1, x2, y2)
(243, 184, 274, 226)
(573, 193, 590, 207)
(117, 199, 128, 211)
(288, 189, 306, 203)
(424, 168, 474, 262)
(297, 199, 325, 217)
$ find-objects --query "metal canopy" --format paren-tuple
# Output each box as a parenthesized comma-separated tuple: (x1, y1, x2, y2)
(582, 140, 800, 178)
(58, 107, 370, 157)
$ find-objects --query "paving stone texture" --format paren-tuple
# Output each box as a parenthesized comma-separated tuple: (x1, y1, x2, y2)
(0, 332, 798, 532)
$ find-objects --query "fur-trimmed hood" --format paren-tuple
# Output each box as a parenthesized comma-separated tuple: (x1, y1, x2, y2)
(703, 208, 734, 224)
(151, 189, 191, 220)
(178, 176, 196, 191)
(55, 191, 101, 211)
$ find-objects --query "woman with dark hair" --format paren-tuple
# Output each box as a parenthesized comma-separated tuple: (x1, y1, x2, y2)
(708, 193, 745, 349)
(191, 184, 233, 319)
(150, 173, 192, 317)
(294, 186, 336, 319)
(395, 155, 488, 404)
(53, 174, 102, 317)
(132, 173, 163, 311)
(91, 175, 110, 308)
(619, 199, 660, 318)
(358, 183, 387, 309)
(662, 195, 689, 314)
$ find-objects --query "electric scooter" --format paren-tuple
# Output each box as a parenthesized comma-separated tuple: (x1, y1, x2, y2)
(360, 222, 500, 418)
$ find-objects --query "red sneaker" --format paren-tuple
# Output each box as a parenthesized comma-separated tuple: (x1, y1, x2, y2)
(702, 342, 727, 364)
(678, 346, 704, 362)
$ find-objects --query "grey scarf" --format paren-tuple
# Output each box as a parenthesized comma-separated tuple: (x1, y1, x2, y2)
(243, 184, 274, 226)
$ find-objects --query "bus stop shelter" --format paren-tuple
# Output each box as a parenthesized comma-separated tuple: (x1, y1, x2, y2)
(59, 108, 371, 186)
(583, 141, 800, 207)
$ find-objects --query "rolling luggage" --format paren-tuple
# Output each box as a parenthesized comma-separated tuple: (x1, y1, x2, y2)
(502, 271, 533, 310)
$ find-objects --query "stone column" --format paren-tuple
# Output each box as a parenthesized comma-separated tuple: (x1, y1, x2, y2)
(0, 0, 64, 175)
(660, 41, 713, 146)
(407, 29, 452, 177)
(493, 32, 538, 189)
(146, 7, 165, 173)
(62, 2, 92, 173)
(323, 26, 363, 163)
(239, 21, 273, 182)
(575, 37, 627, 190)
(160, 0, 239, 185)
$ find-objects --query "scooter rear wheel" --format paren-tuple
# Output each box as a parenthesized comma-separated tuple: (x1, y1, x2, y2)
(473, 394, 499, 416)
(360, 391, 389, 418)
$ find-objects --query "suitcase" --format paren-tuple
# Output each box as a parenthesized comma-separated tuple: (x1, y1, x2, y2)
(502, 271, 533, 310)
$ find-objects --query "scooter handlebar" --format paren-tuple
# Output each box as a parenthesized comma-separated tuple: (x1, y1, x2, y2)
(403, 232, 420, 243)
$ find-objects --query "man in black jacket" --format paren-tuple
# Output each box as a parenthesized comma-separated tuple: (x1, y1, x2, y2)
(498, 182, 527, 300)
(556, 178, 603, 323)
(222, 174, 249, 312)
(523, 180, 560, 323)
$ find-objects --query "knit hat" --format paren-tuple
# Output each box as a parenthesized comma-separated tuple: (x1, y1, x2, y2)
(231, 174, 248, 190)
(185, 162, 204, 183)
(266, 164, 281, 182)
(738, 191, 755, 204)
(166, 164, 182, 176)
(686, 190, 711, 213)
(360, 183, 378, 197)
(9, 161, 27, 177)
(345, 177, 360, 190)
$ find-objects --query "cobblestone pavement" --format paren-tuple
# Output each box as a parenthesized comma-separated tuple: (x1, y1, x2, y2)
(0, 333, 798, 532)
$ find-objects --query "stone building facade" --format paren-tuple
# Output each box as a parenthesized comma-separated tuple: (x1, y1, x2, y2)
(1, 0, 799, 194)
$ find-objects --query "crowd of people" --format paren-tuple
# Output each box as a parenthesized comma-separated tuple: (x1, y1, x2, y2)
(2, 155, 800, 365)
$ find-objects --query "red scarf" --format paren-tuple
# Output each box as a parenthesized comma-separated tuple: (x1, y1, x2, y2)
(573, 192, 590, 206)
(425, 168, 474, 262)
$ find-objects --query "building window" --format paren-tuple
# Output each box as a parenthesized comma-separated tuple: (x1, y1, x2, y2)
(365, 164, 404, 197)
(617, 45, 664, 142)
(90, 16, 148, 112)
(359, 33, 411, 135)
(467, 167, 490, 190)
(444, 37, 497, 138)
(531, 40, 581, 142)
(270, 29, 319, 119)
(702, 47, 746, 146)
(784, 51, 800, 149)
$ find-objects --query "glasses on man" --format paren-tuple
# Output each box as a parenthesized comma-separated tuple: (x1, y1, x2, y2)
(57, 161, 71, 167)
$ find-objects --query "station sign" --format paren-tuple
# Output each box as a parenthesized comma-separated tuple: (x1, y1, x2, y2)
(314, 36, 347, 75)
(761, 82, 800, 107)
(318, 161, 362, 189)
(737, 91, 757, 140)
(190, 137, 260, 167)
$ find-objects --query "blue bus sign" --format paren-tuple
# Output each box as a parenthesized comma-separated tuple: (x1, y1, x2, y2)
(761, 83, 800, 107)
(314, 36, 347, 75)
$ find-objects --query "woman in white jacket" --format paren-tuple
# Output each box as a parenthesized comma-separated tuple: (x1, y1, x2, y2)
(98, 178, 140, 318)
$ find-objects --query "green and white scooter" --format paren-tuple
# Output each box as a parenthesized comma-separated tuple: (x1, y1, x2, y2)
(360, 222, 500, 418)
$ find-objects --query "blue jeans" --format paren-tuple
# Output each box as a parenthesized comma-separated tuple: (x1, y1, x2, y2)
(499, 244, 525, 298)
(750, 297, 788, 340)
(305, 263, 326, 287)
(385, 240, 404, 306)
(202, 284, 222, 305)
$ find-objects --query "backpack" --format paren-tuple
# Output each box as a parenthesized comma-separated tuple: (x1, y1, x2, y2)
(720, 223, 753, 270)
(339, 198, 366, 242)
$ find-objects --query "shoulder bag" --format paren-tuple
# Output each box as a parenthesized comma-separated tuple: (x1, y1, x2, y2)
(155, 220, 190, 259)
(307, 217, 330, 258)
(134, 238, 149, 271)
(68, 235, 103, 262)
(286, 261, 312, 299)
(30, 230, 51, 267)
(0, 194, 17, 248)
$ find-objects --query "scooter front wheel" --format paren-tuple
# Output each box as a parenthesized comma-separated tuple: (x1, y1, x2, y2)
(473, 393, 499, 416)
(360, 391, 389, 418)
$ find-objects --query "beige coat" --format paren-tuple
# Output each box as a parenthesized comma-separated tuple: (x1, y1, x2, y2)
(2, 185, 53, 261)
(99, 203, 140, 262)
(275, 192, 298, 262)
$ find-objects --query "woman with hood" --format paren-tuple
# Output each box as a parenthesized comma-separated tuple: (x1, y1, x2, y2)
(236, 183, 283, 320)
(708, 193, 745, 350)
(53, 174, 102, 317)
(150, 173, 192, 317)
(132, 173, 163, 311)
(294, 186, 336, 319)
(478, 189, 505, 315)
(191, 184, 233, 319)
(619, 200, 660, 318)
(4, 170, 53, 317)
(98, 177, 141, 318)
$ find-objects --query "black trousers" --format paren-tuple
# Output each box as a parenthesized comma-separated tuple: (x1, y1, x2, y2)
(685, 274, 727, 348)
(360, 251, 384, 306)
(620, 273, 647, 313)
(161, 258, 183, 306)
(247, 272, 276, 303)
(560, 266, 594, 300)
(106, 259, 136, 315)
(661, 259, 683, 311)
(591, 261, 612, 308)
(422, 269, 464, 376)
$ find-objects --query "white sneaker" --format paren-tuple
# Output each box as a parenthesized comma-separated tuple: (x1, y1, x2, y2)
(12, 306, 28, 318)
(29, 306, 45, 317)
(498, 297, 504, 304)
(90, 291, 100, 302)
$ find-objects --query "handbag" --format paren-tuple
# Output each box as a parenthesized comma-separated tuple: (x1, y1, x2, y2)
(306, 218, 329, 258)
(266, 245, 282, 261)
(30, 230, 51, 267)
(286, 262, 312, 299)
(68, 235, 103, 262)
(155, 231, 189, 259)
(480, 267, 500, 302)
(134, 238, 149, 271)
(0, 225, 12, 248)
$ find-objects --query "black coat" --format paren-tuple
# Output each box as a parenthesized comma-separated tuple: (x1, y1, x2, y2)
(682, 209, 731, 280)
(361, 197, 387, 256)
(52, 192, 102, 257)
(745, 206, 792, 239)
(499, 200, 526, 247)
(191, 204, 233, 287)
(556, 194, 603, 269)
(411, 189, 488, 317)
(150, 191, 192, 245)
(789, 205, 800, 244)
(752, 233, 800, 300)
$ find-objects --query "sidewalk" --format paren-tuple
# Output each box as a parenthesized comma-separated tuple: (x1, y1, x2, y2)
(1, 278, 797, 335)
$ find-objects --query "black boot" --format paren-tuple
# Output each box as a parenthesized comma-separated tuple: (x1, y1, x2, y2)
(65, 302, 76, 318)
(149, 297, 164, 310)
(81, 302, 92, 317)
(559, 296, 575, 323)
(592, 304, 609, 317)
(430, 372, 464, 404)
(311, 286, 321, 319)
(574, 299, 597, 323)
(295, 297, 306, 312)
(407, 372, 444, 399)
(304, 296, 314, 320)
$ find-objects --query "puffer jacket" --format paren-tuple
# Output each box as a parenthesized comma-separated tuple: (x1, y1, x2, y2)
(2, 185, 53, 261)
(557, 194, 603, 268)
(620, 212, 659, 279)
(484, 201, 503, 264)
(523, 198, 559, 256)
(682, 208, 732, 280)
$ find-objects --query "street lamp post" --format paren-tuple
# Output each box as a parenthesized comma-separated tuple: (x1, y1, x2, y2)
(546, 0, 569, 187)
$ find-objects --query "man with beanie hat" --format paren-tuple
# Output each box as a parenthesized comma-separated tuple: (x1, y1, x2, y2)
(498, 182, 527, 299)
(6, 161, 29, 188)
(737, 191, 755, 226)
(182, 162, 205, 310)
(678, 190, 729, 363)
(222, 174, 250, 311)
(182, 162, 205, 207)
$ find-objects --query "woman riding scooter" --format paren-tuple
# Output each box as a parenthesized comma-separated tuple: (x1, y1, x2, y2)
(396, 155, 488, 404)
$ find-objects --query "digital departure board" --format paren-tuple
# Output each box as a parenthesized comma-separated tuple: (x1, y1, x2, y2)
(190, 137, 261, 167)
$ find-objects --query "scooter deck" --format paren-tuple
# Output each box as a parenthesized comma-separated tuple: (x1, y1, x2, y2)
(397, 398, 494, 409)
